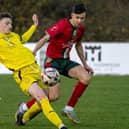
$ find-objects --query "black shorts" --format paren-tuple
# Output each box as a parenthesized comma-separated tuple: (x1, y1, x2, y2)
(44, 57, 80, 77)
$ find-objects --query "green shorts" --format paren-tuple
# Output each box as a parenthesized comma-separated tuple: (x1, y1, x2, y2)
(44, 57, 80, 77)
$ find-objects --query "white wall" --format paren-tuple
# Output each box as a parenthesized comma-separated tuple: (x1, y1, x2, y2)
(70, 42, 129, 75)
(0, 42, 129, 75)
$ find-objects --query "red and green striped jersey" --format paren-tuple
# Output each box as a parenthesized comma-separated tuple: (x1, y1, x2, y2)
(46, 18, 85, 59)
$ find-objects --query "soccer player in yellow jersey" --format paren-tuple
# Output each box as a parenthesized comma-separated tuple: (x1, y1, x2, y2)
(0, 12, 68, 129)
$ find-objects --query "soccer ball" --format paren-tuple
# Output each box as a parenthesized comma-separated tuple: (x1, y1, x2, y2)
(41, 67, 60, 86)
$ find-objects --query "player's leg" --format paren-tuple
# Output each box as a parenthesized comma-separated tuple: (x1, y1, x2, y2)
(67, 65, 92, 107)
(15, 98, 36, 114)
(48, 83, 60, 101)
(15, 83, 60, 123)
(28, 83, 66, 129)
(16, 83, 66, 129)
(15, 57, 61, 124)
(26, 98, 36, 109)
(15, 59, 61, 125)
(14, 64, 67, 129)
(22, 101, 41, 123)
(62, 61, 92, 124)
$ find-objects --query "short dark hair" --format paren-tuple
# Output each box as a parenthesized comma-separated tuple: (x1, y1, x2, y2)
(0, 12, 12, 20)
(71, 3, 87, 14)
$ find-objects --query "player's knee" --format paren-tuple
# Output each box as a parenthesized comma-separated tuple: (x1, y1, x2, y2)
(80, 74, 92, 84)
(49, 94, 60, 101)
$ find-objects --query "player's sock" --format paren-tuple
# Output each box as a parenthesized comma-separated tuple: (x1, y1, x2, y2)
(26, 98, 36, 108)
(23, 102, 41, 123)
(40, 98, 64, 128)
(26, 96, 50, 109)
(22, 103, 28, 111)
(67, 81, 88, 107)
(64, 105, 74, 111)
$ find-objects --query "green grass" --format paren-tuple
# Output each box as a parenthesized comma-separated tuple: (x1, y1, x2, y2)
(0, 75, 129, 129)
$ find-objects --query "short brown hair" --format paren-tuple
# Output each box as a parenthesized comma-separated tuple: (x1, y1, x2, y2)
(0, 12, 12, 20)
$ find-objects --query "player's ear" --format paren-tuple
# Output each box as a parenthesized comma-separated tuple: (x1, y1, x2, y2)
(70, 13, 74, 18)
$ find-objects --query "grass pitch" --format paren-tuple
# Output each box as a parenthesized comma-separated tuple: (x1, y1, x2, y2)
(0, 75, 129, 129)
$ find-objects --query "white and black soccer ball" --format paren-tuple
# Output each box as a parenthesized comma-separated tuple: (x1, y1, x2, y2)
(41, 67, 60, 86)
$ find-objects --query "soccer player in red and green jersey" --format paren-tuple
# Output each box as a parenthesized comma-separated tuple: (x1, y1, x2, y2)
(16, 3, 94, 124)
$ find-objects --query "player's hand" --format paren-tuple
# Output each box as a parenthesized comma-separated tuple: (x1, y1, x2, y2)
(32, 51, 36, 56)
(32, 14, 38, 26)
(84, 65, 94, 75)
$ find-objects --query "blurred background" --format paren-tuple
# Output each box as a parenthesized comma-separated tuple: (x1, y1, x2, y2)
(1, 0, 129, 42)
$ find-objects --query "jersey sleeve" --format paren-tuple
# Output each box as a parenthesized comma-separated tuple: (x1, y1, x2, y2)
(76, 26, 85, 42)
(21, 25, 37, 44)
(46, 19, 65, 38)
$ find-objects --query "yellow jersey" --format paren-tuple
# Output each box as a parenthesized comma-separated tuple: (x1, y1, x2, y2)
(0, 25, 37, 71)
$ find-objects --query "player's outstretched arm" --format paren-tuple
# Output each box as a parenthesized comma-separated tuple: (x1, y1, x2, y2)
(21, 14, 38, 43)
(33, 32, 50, 55)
